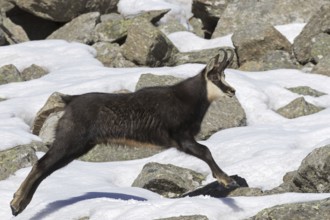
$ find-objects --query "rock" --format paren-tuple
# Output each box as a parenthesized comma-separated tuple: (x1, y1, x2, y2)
(310, 33, 330, 63)
(182, 175, 249, 198)
(0, 28, 5, 46)
(47, 12, 100, 44)
(267, 145, 330, 195)
(156, 215, 209, 220)
(293, 4, 330, 64)
(39, 111, 64, 145)
(199, 95, 246, 140)
(188, 17, 204, 38)
(239, 50, 299, 71)
(232, 22, 292, 66)
(312, 54, 330, 76)
(174, 47, 238, 67)
(32, 92, 67, 135)
(276, 97, 324, 119)
(287, 86, 327, 97)
(80, 143, 163, 162)
(212, 0, 329, 38)
(1, 16, 29, 44)
(135, 73, 246, 140)
(93, 9, 170, 43)
(192, 0, 230, 38)
(228, 187, 264, 197)
(263, 171, 296, 195)
(121, 18, 179, 67)
(0, 143, 38, 180)
(132, 162, 206, 198)
(92, 15, 132, 43)
(0, 0, 14, 13)
(92, 42, 137, 68)
(249, 197, 330, 220)
(158, 19, 187, 35)
(135, 9, 171, 25)
(12, 0, 119, 22)
(290, 145, 330, 193)
(5, 5, 64, 41)
(135, 74, 182, 91)
(0, 64, 22, 85)
(21, 64, 48, 81)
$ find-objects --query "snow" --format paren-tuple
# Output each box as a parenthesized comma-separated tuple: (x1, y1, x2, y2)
(1, 2, 330, 220)
(118, 0, 193, 28)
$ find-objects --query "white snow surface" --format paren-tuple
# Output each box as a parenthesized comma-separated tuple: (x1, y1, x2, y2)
(0, 2, 330, 219)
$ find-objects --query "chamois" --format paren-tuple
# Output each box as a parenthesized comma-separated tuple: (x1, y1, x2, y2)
(10, 49, 238, 216)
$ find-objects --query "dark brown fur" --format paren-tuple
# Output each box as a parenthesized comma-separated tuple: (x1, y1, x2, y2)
(10, 49, 238, 216)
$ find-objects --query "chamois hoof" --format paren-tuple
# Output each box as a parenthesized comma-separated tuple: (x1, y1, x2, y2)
(217, 176, 240, 189)
(10, 197, 25, 216)
(10, 204, 21, 216)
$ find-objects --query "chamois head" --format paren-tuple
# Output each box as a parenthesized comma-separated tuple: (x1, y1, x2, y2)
(204, 48, 236, 101)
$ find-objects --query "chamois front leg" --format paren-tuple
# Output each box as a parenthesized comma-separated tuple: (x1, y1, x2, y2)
(177, 136, 239, 188)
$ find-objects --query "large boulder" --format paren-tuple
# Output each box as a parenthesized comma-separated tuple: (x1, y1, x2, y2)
(286, 86, 327, 97)
(38, 111, 64, 145)
(312, 54, 330, 76)
(276, 97, 324, 119)
(249, 198, 330, 220)
(0, 143, 39, 180)
(239, 50, 299, 71)
(310, 33, 330, 63)
(32, 92, 67, 136)
(156, 215, 209, 220)
(47, 12, 100, 44)
(290, 145, 330, 193)
(293, 4, 330, 64)
(268, 145, 330, 194)
(232, 22, 292, 66)
(4, 5, 64, 41)
(92, 42, 137, 68)
(192, 0, 230, 38)
(0, 28, 5, 46)
(135, 73, 246, 139)
(93, 9, 170, 44)
(12, 0, 119, 22)
(0, 0, 14, 13)
(0, 64, 22, 85)
(155, 215, 209, 220)
(80, 144, 163, 162)
(0, 16, 29, 44)
(21, 64, 48, 81)
(158, 19, 187, 35)
(212, 0, 329, 38)
(122, 18, 179, 67)
(174, 47, 238, 67)
(132, 162, 206, 198)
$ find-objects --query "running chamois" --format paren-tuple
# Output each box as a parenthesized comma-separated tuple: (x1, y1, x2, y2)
(11, 48, 238, 216)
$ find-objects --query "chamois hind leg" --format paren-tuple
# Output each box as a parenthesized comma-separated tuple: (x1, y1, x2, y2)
(10, 133, 95, 216)
(177, 136, 238, 188)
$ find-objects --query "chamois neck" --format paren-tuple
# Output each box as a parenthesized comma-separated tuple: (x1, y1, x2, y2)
(174, 73, 208, 101)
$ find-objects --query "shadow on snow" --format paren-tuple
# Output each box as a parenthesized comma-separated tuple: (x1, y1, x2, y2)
(29, 192, 147, 220)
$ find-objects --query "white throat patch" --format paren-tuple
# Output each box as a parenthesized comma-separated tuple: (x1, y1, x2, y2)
(206, 79, 226, 102)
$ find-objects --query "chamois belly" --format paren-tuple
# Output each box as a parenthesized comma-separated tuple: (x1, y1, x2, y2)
(94, 105, 176, 148)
